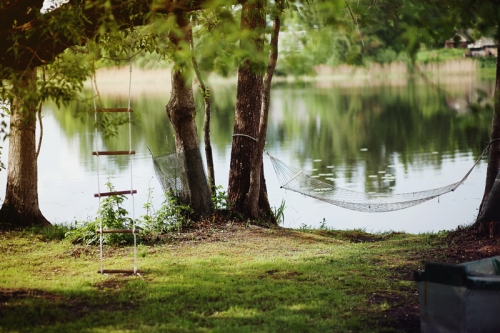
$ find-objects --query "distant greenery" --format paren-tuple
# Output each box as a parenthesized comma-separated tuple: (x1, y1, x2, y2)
(477, 57, 497, 79)
(416, 48, 467, 64)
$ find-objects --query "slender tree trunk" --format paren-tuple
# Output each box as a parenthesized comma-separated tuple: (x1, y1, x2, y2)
(228, 0, 273, 219)
(166, 13, 213, 220)
(476, 40, 500, 237)
(190, 28, 215, 194)
(245, 10, 281, 221)
(479, 42, 500, 209)
(476, 169, 500, 237)
(0, 68, 50, 229)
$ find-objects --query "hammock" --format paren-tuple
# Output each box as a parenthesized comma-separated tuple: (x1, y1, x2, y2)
(149, 141, 491, 213)
(267, 149, 485, 213)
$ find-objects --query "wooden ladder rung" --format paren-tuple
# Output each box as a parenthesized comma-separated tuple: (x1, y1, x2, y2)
(97, 269, 140, 274)
(92, 150, 136, 156)
(97, 229, 140, 234)
(94, 190, 137, 197)
(95, 108, 133, 113)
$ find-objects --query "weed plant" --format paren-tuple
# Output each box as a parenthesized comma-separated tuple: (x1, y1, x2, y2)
(66, 182, 134, 245)
(211, 185, 228, 210)
(66, 183, 196, 245)
(272, 199, 286, 225)
(140, 188, 193, 235)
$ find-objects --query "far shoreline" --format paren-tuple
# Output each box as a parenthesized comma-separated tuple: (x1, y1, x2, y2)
(87, 58, 486, 97)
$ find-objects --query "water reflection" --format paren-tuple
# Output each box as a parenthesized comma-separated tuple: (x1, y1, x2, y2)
(0, 74, 492, 233)
(267, 79, 491, 197)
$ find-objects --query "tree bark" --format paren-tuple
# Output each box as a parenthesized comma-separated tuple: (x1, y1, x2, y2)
(476, 169, 500, 237)
(190, 29, 215, 194)
(245, 9, 281, 221)
(479, 41, 500, 208)
(165, 13, 213, 221)
(0, 68, 50, 229)
(474, 37, 500, 237)
(227, 0, 274, 221)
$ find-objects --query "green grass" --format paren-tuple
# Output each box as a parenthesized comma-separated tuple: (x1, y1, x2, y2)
(0, 226, 449, 332)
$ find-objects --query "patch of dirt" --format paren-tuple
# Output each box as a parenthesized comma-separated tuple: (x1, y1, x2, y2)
(258, 269, 303, 280)
(93, 277, 130, 291)
(0, 285, 137, 321)
(0, 289, 65, 303)
(379, 226, 500, 333)
(69, 246, 99, 258)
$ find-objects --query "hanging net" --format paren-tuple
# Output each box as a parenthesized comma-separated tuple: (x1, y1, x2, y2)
(150, 148, 209, 201)
(151, 151, 184, 197)
(267, 151, 484, 213)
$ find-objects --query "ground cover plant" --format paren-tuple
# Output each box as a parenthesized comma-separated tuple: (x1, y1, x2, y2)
(1, 218, 499, 333)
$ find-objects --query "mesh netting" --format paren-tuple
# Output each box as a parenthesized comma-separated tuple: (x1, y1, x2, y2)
(151, 148, 213, 220)
(151, 151, 187, 198)
(151, 149, 209, 202)
(268, 154, 465, 212)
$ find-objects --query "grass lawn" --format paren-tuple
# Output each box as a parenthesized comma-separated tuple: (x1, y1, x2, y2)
(0, 223, 496, 332)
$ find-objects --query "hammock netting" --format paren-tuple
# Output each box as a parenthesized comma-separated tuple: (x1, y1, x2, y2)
(268, 154, 463, 213)
(150, 147, 483, 213)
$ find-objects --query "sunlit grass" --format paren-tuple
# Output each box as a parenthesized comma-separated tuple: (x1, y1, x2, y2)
(0, 226, 447, 332)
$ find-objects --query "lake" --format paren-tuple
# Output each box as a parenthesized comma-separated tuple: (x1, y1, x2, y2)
(0, 66, 493, 233)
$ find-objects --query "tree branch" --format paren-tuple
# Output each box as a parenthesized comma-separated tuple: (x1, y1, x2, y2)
(0, 0, 226, 73)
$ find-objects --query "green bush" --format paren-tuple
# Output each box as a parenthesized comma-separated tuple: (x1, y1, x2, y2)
(211, 185, 228, 210)
(66, 182, 134, 245)
(140, 188, 194, 235)
(67, 183, 195, 245)
(40, 224, 73, 241)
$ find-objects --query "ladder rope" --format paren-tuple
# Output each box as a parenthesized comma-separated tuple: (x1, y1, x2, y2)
(127, 59, 137, 274)
(92, 59, 138, 275)
(91, 66, 104, 274)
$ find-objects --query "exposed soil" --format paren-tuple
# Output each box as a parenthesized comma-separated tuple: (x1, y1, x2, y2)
(384, 226, 500, 333)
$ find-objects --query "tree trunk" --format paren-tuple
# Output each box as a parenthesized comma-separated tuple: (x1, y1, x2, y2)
(190, 28, 215, 194)
(476, 169, 500, 237)
(166, 13, 213, 221)
(245, 8, 281, 220)
(476, 38, 500, 236)
(0, 68, 50, 229)
(228, 0, 273, 221)
(476, 40, 500, 236)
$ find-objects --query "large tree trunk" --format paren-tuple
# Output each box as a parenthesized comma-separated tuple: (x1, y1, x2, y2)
(166, 13, 213, 221)
(245, 8, 281, 220)
(227, 0, 274, 221)
(0, 69, 50, 229)
(476, 40, 500, 237)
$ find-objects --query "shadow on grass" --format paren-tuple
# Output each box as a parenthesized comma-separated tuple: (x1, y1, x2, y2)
(247, 226, 409, 245)
(0, 248, 421, 333)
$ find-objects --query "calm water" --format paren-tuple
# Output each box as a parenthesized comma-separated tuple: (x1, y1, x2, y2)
(0, 75, 494, 233)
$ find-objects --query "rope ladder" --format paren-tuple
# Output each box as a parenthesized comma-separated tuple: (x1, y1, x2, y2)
(91, 60, 139, 275)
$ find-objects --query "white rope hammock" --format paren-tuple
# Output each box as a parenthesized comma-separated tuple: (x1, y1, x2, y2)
(267, 142, 492, 213)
